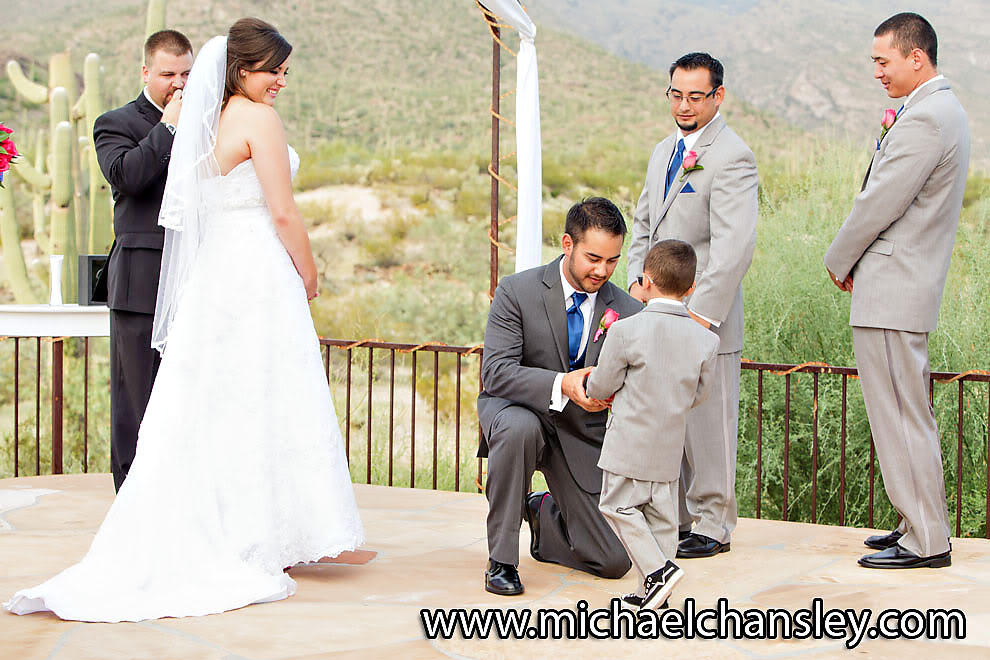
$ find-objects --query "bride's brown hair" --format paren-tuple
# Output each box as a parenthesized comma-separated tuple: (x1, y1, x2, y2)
(223, 18, 292, 106)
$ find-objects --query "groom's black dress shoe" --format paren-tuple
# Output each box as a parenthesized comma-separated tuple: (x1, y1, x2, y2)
(524, 491, 548, 563)
(676, 533, 730, 559)
(678, 529, 692, 541)
(858, 544, 951, 569)
(864, 529, 903, 550)
(485, 559, 524, 595)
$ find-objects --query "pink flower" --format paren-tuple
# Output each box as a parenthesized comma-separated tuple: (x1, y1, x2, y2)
(679, 151, 704, 181)
(593, 308, 620, 343)
(0, 123, 12, 136)
(0, 153, 11, 171)
(881, 108, 897, 130)
(1, 138, 17, 159)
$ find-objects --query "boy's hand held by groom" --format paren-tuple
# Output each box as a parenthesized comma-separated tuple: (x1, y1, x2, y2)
(562, 367, 608, 413)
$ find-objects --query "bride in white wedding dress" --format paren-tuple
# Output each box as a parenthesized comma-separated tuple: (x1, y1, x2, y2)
(3, 19, 364, 622)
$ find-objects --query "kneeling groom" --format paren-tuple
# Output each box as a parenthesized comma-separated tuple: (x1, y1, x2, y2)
(477, 197, 644, 595)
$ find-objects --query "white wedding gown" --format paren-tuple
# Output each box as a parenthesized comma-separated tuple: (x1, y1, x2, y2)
(4, 146, 365, 622)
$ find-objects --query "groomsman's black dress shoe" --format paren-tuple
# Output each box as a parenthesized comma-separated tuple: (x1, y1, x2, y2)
(524, 491, 548, 562)
(676, 533, 730, 559)
(485, 559, 524, 595)
(678, 529, 692, 541)
(858, 545, 951, 569)
(864, 529, 903, 550)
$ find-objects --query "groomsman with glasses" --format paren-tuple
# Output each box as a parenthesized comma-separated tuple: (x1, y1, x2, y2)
(826, 12, 969, 569)
(627, 52, 758, 560)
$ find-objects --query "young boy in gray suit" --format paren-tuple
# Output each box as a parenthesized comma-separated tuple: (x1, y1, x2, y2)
(586, 240, 719, 610)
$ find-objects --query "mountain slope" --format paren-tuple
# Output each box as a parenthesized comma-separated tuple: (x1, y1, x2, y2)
(528, 0, 990, 168)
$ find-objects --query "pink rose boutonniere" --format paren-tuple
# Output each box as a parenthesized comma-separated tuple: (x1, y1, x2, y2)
(876, 108, 897, 150)
(679, 150, 703, 181)
(0, 123, 17, 188)
(593, 308, 620, 343)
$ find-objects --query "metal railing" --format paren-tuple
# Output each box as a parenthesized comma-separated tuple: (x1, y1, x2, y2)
(1, 336, 988, 538)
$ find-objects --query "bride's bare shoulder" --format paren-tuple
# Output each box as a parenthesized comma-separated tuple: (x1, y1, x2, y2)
(222, 96, 282, 128)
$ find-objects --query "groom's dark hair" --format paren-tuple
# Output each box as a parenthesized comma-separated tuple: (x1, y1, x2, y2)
(875, 13, 938, 67)
(564, 197, 627, 245)
(144, 30, 193, 65)
(670, 52, 724, 89)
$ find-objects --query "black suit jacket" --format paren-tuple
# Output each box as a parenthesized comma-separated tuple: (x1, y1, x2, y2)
(93, 92, 174, 314)
(476, 257, 643, 493)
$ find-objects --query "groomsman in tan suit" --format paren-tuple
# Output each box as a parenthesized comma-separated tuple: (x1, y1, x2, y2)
(628, 53, 758, 559)
(825, 13, 969, 568)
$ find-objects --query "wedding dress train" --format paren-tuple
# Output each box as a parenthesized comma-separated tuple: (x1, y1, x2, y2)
(4, 146, 364, 622)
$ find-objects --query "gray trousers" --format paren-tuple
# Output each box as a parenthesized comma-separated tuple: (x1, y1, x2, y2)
(852, 327, 951, 557)
(678, 351, 741, 544)
(599, 472, 679, 596)
(485, 405, 630, 578)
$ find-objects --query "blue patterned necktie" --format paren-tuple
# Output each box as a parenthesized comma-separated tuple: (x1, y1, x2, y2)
(665, 138, 686, 198)
(567, 292, 588, 370)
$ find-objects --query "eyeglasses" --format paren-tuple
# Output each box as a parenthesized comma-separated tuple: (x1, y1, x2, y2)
(636, 274, 654, 287)
(666, 87, 718, 105)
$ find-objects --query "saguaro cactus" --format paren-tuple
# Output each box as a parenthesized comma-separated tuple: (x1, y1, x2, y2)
(0, 178, 39, 303)
(81, 53, 111, 253)
(2, 0, 167, 303)
(51, 120, 77, 303)
(146, 0, 167, 40)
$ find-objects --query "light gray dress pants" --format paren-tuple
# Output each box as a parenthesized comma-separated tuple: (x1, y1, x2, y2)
(678, 351, 741, 544)
(852, 326, 951, 557)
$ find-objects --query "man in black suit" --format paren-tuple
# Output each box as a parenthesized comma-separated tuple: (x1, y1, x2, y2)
(94, 30, 193, 491)
(478, 197, 644, 595)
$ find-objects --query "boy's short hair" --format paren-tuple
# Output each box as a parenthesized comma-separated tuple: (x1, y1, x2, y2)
(644, 240, 697, 296)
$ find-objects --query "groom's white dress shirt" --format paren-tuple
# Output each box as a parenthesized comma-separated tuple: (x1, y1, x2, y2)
(550, 258, 598, 412)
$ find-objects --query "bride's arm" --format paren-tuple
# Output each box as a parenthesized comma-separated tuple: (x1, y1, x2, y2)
(248, 105, 318, 300)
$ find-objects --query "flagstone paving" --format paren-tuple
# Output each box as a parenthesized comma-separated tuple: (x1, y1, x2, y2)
(1, 473, 988, 659)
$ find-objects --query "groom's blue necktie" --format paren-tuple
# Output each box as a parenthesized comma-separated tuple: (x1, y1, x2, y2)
(665, 138, 686, 198)
(567, 292, 588, 370)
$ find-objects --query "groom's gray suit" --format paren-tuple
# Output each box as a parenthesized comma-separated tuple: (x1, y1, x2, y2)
(627, 115, 758, 544)
(478, 256, 642, 577)
(825, 78, 969, 557)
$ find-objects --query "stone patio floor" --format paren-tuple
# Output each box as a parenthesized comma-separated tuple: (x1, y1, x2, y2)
(1, 473, 989, 659)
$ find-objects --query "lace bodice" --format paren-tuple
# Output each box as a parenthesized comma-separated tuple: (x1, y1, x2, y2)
(209, 145, 300, 213)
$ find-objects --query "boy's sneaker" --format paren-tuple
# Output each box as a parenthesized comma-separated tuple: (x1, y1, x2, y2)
(620, 593, 644, 609)
(621, 592, 669, 610)
(641, 561, 683, 611)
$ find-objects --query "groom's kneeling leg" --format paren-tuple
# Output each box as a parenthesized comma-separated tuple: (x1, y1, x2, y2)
(485, 406, 544, 566)
(540, 446, 631, 579)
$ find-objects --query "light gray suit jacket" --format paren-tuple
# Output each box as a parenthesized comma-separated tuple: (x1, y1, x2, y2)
(825, 79, 970, 332)
(586, 303, 719, 482)
(477, 256, 644, 493)
(627, 116, 758, 354)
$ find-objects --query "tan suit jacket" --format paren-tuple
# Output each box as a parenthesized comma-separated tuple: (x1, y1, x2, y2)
(825, 79, 970, 332)
(586, 303, 719, 482)
(627, 116, 758, 354)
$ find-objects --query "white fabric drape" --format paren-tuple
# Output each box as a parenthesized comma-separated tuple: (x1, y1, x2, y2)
(484, 0, 543, 273)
